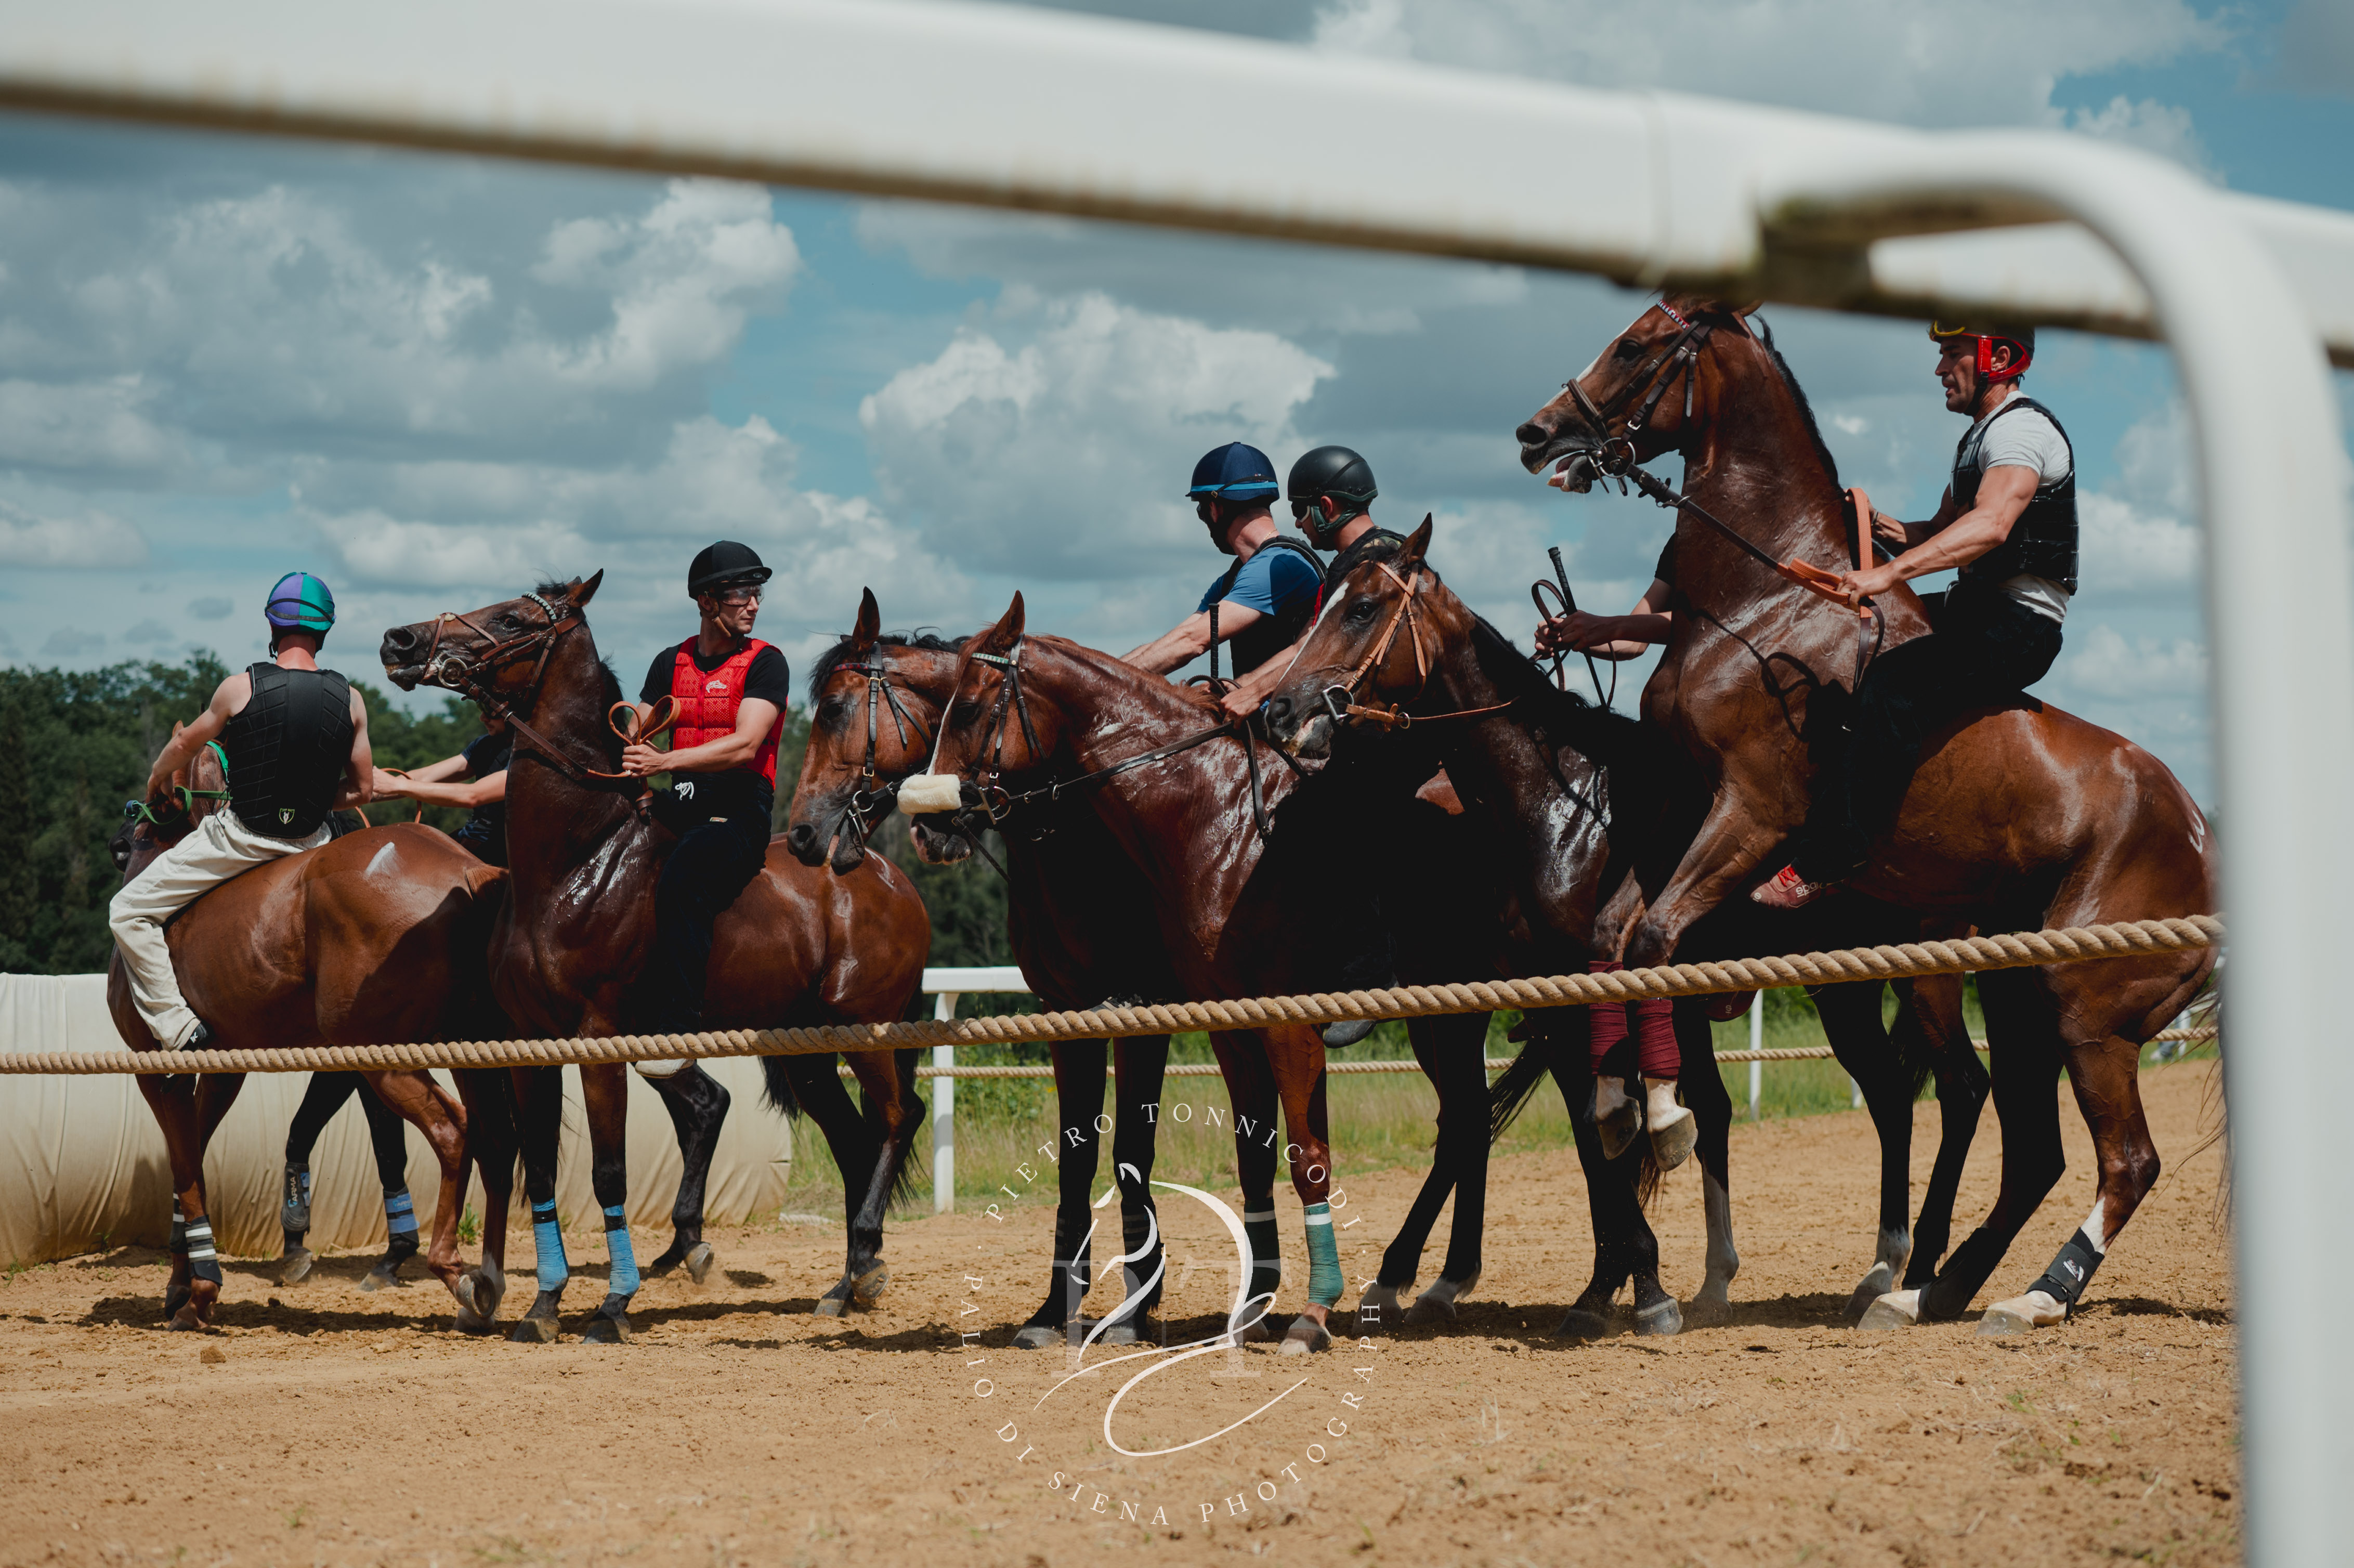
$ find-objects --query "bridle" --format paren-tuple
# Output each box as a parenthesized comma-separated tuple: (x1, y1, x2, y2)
(412, 593, 667, 789)
(829, 651, 938, 853)
(1315, 561, 1511, 733)
(1556, 300, 1723, 476)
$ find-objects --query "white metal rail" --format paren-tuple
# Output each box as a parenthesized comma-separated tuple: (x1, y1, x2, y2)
(2, 6, 2343, 1555)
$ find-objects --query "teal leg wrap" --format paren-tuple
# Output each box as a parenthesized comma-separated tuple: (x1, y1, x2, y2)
(532, 1200, 568, 1292)
(603, 1206, 640, 1297)
(1304, 1202, 1342, 1308)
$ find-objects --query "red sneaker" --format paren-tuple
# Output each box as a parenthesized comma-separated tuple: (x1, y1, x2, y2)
(1750, 863, 1837, 910)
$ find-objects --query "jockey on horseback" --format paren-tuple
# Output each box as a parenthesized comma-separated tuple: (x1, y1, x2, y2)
(620, 541, 791, 1041)
(1122, 441, 1325, 688)
(1754, 320, 2073, 909)
(109, 572, 373, 1051)
(1213, 444, 1396, 721)
(370, 712, 511, 866)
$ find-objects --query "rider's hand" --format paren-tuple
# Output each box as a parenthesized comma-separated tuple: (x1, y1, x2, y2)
(369, 767, 409, 798)
(1218, 686, 1261, 720)
(621, 741, 666, 778)
(1536, 611, 1612, 653)
(1870, 511, 1910, 551)
(1837, 563, 1903, 609)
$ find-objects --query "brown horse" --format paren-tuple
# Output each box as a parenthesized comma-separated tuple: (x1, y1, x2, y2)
(1513, 297, 2218, 1332)
(786, 589, 1177, 1349)
(106, 742, 516, 1331)
(1262, 521, 1995, 1328)
(382, 573, 932, 1342)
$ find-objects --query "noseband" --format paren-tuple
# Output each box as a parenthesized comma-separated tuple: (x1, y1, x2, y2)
(832, 654, 938, 850)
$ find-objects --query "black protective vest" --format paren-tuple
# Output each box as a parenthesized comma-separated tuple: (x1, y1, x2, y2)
(1210, 534, 1327, 681)
(217, 662, 354, 839)
(1954, 395, 2078, 595)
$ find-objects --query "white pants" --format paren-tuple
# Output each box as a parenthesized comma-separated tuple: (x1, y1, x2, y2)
(109, 812, 332, 1048)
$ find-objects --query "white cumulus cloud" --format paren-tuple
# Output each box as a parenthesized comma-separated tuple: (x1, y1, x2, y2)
(0, 500, 150, 568)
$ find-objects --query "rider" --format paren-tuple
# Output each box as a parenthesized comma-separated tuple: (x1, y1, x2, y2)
(621, 541, 791, 1036)
(109, 572, 372, 1052)
(1121, 442, 1325, 686)
(1754, 320, 2072, 909)
(1213, 444, 1395, 720)
(370, 712, 511, 865)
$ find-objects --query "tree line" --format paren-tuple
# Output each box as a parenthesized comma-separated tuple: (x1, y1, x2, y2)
(0, 654, 1010, 979)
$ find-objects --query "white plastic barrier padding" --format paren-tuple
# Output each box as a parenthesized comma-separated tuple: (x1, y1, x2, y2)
(0, 974, 793, 1264)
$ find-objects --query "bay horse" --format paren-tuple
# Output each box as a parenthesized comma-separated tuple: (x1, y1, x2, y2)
(1262, 521, 1995, 1328)
(1514, 298, 2218, 1332)
(786, 589, 1176, 1349)
(382, 573, 931, 1342)
(106, 741, 517, 1331)
(904, 595, 1559, 1351)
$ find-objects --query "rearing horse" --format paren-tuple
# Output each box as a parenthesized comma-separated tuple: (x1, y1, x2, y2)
(383, 573, 932, 1342)
(1516, 297, 2218, 1334)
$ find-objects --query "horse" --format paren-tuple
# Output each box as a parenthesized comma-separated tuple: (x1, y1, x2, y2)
(1513, 297, 2218, 1332)
(1261, 520, 1995, 1329)
(381, 572, 932, 1342)
(785, 589, 1176, 1349)
(105, 740, 518, 1331)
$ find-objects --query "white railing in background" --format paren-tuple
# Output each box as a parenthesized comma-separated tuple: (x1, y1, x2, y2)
(918, 965, 1028, 1213)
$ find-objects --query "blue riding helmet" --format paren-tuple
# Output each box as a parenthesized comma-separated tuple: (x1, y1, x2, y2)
(1187, 442, 1281, 504)
(265, 572, 336, 646)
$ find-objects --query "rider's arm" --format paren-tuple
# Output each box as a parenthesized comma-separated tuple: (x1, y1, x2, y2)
(372, 753, 505, 806)
(1536, 578, 1673, 661)
(626, 698, 779, 777)
(143, 675, 244, 800)
(331, 688, 374, 809)
(1217, 633, 1304, 717)
(1874, 466, 2038, 582)
(1122, 601, 1264, 677)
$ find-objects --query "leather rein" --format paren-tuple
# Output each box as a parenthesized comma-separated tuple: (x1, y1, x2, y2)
(1315, 562, 1513, 733)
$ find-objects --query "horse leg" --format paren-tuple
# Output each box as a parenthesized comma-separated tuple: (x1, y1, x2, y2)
(1106, 1034, 1170, 1341)
(1676, 999, 1740, 1324)
(777, 1055, 885, 1316)
(508, 1065, 571, 1343)
(1208, 1031, 1281, 1344)
(640, 1061, 730, 1283)
(358, 1070, 468, 1300)
(1977, 1032, 2160, 1335)
(1264, 1025, 1339, 1356)
(576, 1062, 642, 1343)
(1016, 1043, 1107, 1349)
(1398, 1012, 1493, 1328)
(134, 1071, 208, 1327)
(1813, 981, 1921, 1324)
(1553, 1050, 1675, 1339)
(1365, 1020, 1462, 1325)
(836, 1049, 927, 1312)
(1892, 974, 1987, 1290)
(451, 1067, 516, 1333)
(1876, 971, 2069, 1327)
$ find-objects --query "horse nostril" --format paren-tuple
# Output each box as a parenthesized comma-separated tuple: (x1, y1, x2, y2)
(1264, 696, 1292, 733)
(785, 824, 814, 853)
(383, 626, 418, 656)
(1515, 421, 1550, 448)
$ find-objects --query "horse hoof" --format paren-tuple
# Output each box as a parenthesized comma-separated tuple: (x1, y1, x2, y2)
(849, 1263, 890, 1306)
(165, 1310, 203, 1333)
(508, 1315, 561, 1344)
(1236, 1315, 1275, 1344)
(1357, 1282, 1407, 1329)
(1684, 1290, 1732, 1328)
(1633, 1299, 1683, 1337)
(277, 1249, 313, 1287)
(1976, 1306, 2035, 1337)
(581, 1311, 633, 1345)
(1552, 1306, 1611, 1341)
(163, 1285, 191, 1323)
(1596, 1099, 1642, 1161)
(1012, 1324, 1063, 1350)
(1977, 1290, 2065, 1337)
(684, 1243, 716, 1285)
(812, 1291, 851, 1318)
(1858, 1289, 1924, 1332)
(358, 1263, 407, 1293)
(458, 1269, 507, 1325)
(1648, 1109, 1697, 1172)
(1278, 1316, 1332, 1356)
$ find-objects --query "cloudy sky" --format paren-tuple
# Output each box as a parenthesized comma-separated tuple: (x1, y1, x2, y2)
(3, 0, 2350, 804)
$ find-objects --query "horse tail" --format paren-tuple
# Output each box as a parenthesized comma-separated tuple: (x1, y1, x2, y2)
(1489, 1009, 1570, 1144)
(1632, 1141, 1664, 1211)
(758, 1054, 807, 1121)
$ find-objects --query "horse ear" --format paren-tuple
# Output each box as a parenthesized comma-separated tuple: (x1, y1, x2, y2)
(1401, 514, 1435, 570)
(574, 570, 605, 608)
(852, 588, 881, 649)
(983, 592, 1027, 651)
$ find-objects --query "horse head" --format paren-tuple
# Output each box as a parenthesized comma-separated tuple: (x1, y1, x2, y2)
(786, 588, 963, 876)
(899, 592, 1075, 860)
(380, 571, 605, 705)
(1515, 293, 1757, 491)
(1263, 516, 1460, 760)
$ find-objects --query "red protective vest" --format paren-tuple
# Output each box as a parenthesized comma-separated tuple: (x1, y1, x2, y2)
(668, 638, 783, 789)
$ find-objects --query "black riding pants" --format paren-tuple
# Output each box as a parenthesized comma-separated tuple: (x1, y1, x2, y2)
(1793, 583, 2063, 882)
(640, 801, 771, 1034)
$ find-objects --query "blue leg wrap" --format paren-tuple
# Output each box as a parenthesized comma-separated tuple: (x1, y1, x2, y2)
(1303, 1202, 1342, 1308)
(603, 1206, 640, 1298)
(383, 1186, 419, 1240)
(532, 1200, 568, 1292)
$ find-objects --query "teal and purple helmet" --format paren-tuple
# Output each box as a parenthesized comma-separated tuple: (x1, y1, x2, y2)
(265, 572, 336, 649)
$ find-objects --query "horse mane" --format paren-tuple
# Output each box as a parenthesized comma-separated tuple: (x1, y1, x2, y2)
(806, 630, 963, 704)
(1746, 313, 1841, 488)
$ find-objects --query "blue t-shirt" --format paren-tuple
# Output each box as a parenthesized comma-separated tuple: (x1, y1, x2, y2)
(1198, 546, 1322, 619)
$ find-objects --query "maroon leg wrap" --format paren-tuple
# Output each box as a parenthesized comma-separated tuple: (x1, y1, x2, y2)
(1634, 997, 1679, 1079)
(1588, 960, 1629, 1070)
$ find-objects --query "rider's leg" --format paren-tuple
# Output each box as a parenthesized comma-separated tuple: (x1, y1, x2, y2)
(109, 812, 328, 1048)
(637, 807, 770, 1036)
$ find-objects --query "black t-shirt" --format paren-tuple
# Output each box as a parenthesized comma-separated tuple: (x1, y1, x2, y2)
(451, 729, 512, 861)
(1652, 537, 1677, 590)
(638, 639, 792, 818)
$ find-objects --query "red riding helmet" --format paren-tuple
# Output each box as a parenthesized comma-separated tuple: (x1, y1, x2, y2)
(1929, 320, 2035, 383)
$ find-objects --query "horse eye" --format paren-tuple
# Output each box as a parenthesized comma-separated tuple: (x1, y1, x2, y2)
(1615, 338, 1643, 360)
(951, 701, 981, 726)
(1347, 598, 1378, 622)
(819, 697, 846, 722)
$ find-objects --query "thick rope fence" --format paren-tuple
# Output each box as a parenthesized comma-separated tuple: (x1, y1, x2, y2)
(2, 914, 2220, 1077)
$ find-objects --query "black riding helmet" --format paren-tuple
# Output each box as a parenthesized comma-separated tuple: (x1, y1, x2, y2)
(1287, 445, 1378, 548)
(687, 540, 773, 598)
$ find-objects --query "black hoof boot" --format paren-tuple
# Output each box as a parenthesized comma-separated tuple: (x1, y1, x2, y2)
(580, 1293, 634, 1344)
(507, 1288, 565, 1343)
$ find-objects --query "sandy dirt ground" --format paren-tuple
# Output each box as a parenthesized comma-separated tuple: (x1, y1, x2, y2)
(0, 1057, 2237, 1567)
